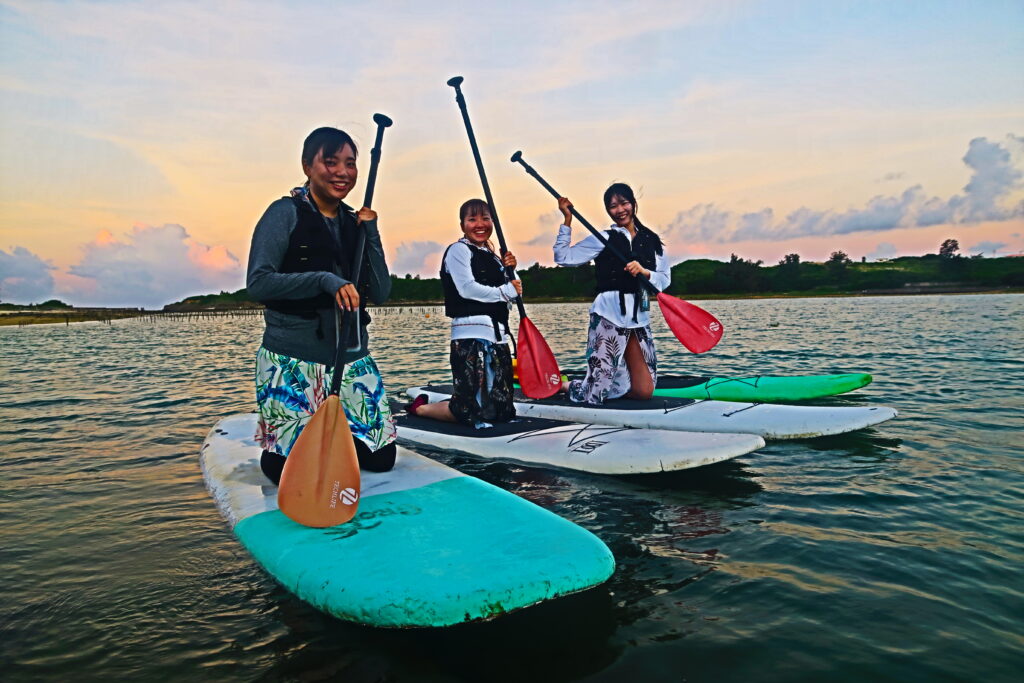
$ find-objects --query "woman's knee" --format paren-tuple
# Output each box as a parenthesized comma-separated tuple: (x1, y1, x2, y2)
(260, 449, 286, 485)
(355, 440, 397, 472)
(626, 386, 654, 401)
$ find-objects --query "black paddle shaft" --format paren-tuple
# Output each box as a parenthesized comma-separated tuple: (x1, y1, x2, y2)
(510, 151, 661, 297)
(447, 76, 528, 320)
(344, 111, 391, 352)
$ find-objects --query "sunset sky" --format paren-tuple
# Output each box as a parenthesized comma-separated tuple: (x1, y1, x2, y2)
(2, 0, 1022, 307)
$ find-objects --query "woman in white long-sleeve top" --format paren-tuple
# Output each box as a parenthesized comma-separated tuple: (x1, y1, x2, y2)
(554, 182, 670, 404)
(410, 199, 522, 426)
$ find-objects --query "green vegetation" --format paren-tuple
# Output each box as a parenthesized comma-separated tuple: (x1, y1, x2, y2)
(157, 246, 1024, 309)
(0, 298, 72, 311)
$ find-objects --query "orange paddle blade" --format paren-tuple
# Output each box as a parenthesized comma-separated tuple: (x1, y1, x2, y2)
(516, 316, 562, 399)
(277, 394, 361, 528)
(656, 292, 723, 354)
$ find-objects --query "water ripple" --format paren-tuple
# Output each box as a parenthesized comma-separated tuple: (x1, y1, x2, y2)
(1, 295, 1022, 682)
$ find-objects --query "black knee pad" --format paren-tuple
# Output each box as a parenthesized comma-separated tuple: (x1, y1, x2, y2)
(260, 449, 286, 485)
(354, 440, 397, 472)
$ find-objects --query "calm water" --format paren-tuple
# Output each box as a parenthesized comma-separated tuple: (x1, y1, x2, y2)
(2, 295, 1021, 682)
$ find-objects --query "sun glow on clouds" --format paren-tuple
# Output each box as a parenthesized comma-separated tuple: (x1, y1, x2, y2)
(665, 136, 1024, 244)
(59, 224, 243, 308)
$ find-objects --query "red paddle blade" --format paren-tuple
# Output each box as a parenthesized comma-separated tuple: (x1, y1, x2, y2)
(516, 316, 562, 399)
(278, 395, 361, 528)
(656, 292, 723, 354)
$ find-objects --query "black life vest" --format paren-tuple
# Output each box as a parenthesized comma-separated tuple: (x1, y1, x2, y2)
(440, 241, 510, 339)
(594, 226, 663, 321)
(261, 195, 371, 328)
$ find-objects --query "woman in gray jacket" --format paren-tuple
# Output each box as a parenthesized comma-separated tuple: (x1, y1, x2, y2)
(246, 127, 395, 484)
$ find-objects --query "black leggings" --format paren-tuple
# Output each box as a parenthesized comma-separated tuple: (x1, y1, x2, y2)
(260, 440, 397, 485)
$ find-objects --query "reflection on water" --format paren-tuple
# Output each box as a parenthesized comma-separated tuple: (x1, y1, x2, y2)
(1, 295, 1022, 682)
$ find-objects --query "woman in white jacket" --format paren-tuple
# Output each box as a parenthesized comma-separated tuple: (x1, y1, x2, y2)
(554, 183, 670, 405)
(410, 199, 522, 426)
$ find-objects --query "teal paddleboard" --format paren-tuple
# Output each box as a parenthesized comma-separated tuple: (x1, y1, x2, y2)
(653, 372, 873, 402)
(201, 414, 614, 628)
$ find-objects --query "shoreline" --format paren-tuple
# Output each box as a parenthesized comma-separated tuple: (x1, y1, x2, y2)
(3, 288, 1021, 327)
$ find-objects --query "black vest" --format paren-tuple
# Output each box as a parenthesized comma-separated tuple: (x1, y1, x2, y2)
(594, 226, 663, 320)
(440, 242, 510, 336)
(262, 195, 370, 326)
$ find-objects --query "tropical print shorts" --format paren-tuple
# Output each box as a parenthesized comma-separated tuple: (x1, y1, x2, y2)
(568, 313, 657, 405)
(255, 346, 397, 457)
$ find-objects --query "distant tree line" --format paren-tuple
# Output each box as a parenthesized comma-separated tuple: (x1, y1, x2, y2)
(157, 240, 1022, 308)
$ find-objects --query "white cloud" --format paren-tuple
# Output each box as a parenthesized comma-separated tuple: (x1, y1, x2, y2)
(865, 242, 898, 261)
(877, 171, 907, 182)
(665, 135, 1024, 243)
(967, 240, 1007, 256)
(66, 224, 241, 308)
(524, 210, 564, 246)
(0, 246, 56, 304)
(392, 240, 444, 277)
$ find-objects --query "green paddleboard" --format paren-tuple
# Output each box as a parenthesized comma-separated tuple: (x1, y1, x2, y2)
(652, 372, 872, 402)
(525, 372, 873, 403)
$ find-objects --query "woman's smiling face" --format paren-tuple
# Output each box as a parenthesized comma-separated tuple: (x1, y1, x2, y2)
(303, 143, 358, 206)
(606, 194, 635, 227)
(461, 209, 494, 245)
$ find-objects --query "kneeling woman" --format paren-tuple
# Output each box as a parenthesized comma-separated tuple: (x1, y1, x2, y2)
(410, 199, 521, 426)
(554, 183, 669, 404)
(247, 127, 397, 484)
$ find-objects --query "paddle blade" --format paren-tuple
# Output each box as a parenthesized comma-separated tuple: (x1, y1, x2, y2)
(277, 395, 361, 528)
(656, 292, 724, 354)
(516, 316, 562, 399)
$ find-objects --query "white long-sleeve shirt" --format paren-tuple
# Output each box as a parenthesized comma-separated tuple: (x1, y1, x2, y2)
(553, 224, 670, 329)
(443, 239, 518, 343)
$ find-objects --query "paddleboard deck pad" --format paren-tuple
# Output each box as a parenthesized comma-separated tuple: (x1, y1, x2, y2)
(201, 414, 614, 628)
(407, 385, 897, 440)
(394, 409, 765, 475)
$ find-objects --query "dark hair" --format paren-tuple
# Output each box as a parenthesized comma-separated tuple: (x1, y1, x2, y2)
(459, 198, 491, 224)
(603, 182, 663, 255)
(301, 127, 358, 166)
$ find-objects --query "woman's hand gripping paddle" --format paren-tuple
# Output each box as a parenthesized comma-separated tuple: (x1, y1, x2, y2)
(510, 151, 724, 354)
(277, 113, 393, 528)
(447, 77, 561, 397)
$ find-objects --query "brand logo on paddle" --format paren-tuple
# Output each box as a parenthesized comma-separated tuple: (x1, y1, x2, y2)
(339, 487, 359, 506)
(708, 322, 721, 333)
(548, 374, 560, 385)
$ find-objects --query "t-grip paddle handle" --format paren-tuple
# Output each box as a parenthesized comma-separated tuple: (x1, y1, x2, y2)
(447, 76, 528, 321)
(345, 112, 393, 352)
(510, 150, 659, 297)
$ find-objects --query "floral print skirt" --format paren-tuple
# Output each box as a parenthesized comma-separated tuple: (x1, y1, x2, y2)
(568, 313, 658, 405)
(448, 339, 516, 426)
(255, 346, 396, 457)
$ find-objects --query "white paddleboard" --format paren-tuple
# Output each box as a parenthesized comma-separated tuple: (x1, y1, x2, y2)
(201, 414, 614, 628)
(406, 385, 897, 440)
(395, 412, 765, 474)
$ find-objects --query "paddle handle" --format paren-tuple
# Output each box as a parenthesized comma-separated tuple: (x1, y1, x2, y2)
(510, 151, 660, 296)
(345, 113, 393, 352)
(447, 77, 528, 321)
(361, 113, 393, 209)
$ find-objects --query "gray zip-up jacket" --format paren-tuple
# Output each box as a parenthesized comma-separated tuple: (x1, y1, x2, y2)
(246, 188, 391, 366)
